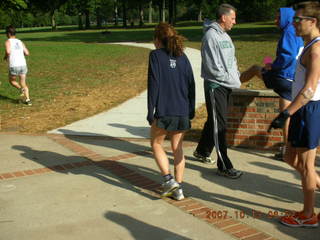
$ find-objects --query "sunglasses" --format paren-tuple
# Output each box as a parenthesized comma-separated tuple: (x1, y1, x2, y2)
(293, 16, 315, 23)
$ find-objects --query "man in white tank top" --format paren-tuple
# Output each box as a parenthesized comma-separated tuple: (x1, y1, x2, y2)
(269, 1, 320, 228)
(4, 25, 31, 106)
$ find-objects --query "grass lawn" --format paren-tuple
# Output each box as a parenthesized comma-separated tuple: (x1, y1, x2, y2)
(0, 22, 279, 134)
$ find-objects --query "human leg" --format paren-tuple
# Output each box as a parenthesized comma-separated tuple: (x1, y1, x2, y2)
(208, 86, 243, 178)
(150, 122, 179, 197)
(275, 98, 291, 160)
(279, 97, 291, 144)
(195, 83, 215, 157)
(8, 74, 21, 90)
(170, 131, 186, 183)
(170, 131, 186, 200)
(280, 147, 318, 228)
(150, 122, 170, 175)
(286, 103, 320, 189)
(297, 148, 317, 218)
(19, 74, 30, 101)
(240, 65, 263, 83)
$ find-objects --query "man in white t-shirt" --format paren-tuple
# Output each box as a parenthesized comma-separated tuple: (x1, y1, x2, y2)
(269, 1, 320, 228)
(4, 25, 31, 106)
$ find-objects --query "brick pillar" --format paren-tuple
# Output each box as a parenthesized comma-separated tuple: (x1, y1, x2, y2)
(226, 89, 282, 150)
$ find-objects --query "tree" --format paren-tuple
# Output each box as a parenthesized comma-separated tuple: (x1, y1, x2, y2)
(0, 0, 27, 10)
(28, 0, 69, 30)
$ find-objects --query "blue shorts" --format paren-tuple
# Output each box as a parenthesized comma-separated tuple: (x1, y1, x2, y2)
(262, 70, 292, 101)
(288, 100, 320, 149)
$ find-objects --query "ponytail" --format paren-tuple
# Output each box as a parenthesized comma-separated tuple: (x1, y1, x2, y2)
(167, 35, 185, 57)
(154, 22, 186, 57)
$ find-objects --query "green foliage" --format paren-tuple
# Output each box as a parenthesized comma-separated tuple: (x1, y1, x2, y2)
(0, 0, 27, 10)
(0, 0, 299, 29)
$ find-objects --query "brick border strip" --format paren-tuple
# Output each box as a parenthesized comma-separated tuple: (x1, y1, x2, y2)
(1, 133, 277, 240)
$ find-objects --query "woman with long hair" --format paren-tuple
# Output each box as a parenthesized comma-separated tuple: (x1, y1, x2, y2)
(147, 23, 195, 200)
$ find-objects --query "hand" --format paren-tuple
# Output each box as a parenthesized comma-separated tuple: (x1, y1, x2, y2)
(268, 110, 290, 132)
(264, 63, 272, 70)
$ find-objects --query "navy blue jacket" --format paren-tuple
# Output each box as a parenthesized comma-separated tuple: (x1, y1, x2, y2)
(271, 8, 304, 80)
(147, 48, 195, 125)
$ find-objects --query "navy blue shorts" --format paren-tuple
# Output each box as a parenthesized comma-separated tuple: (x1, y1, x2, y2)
(156, 116, 190, 131)
(288, 100, 320, 149)
(262, 70, 292, 101)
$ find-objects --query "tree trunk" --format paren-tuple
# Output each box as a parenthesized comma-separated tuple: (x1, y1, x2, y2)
(148, 1, 152, 24)
(78, 13, 83, 30)
(139, 4, 144, 26)
(158, 2, 162, 22)
(51, 10, 57, 31)
(162, 0, 165, 22)
(114, 0, 118, 26)
(198, 9, 202, 22)
(85, 10, 90, 29)
(122, 0, 127, 27)
(168, 0, 175, 25)
(96, 7, 102, 28)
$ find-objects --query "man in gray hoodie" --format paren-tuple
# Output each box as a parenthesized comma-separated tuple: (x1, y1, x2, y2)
(193, 3, 243, 179)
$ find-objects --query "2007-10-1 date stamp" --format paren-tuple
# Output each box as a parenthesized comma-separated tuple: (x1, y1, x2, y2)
(206, 209, 295, 220)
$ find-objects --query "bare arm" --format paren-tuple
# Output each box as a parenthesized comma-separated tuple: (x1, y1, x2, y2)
(22, 42, 29, 56)
(286, 43, 320, 115)
(3, 40, 10, 61)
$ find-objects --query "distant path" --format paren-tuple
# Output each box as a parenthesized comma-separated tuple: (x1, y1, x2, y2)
(48, 42, 204, 138)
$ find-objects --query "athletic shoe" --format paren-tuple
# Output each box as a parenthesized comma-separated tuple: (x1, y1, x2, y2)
(161, 179, 179, 197)
(217, 168, 243, 179)
(25, 99, 32, 106)
(274, 145, 285, 161)
(193, 150, 215, 164)
(280, 212, 318, 228)
(172, 188, 185, 201)
(274, 152, 283, 160)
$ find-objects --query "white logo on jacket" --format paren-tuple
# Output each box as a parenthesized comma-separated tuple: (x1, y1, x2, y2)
(169, 59, 176, 68)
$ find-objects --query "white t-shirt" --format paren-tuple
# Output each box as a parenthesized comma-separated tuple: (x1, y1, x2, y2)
(8, 38, 27, 68)
(292, 37, 320, 101)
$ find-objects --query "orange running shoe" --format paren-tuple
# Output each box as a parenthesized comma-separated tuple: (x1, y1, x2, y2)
(280, 212, 318, 228)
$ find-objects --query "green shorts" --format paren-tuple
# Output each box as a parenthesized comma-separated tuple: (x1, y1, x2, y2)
(9, 66, 28, 76)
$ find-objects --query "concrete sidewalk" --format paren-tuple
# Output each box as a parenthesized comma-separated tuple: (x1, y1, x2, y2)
(1, 133, 319, 240)
(48, 43, 204, 138)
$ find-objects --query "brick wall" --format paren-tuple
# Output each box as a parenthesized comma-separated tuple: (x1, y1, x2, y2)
(226, 89, 282, 150)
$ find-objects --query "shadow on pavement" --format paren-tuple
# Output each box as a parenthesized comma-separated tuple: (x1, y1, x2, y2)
(57, 129, 152, 158)
(11, 145, 157, 201)
(107, 123, 149, 138)
(105, 211, 192, 240)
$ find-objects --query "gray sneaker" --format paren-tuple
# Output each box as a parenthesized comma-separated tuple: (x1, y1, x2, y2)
(161, 179, 179, 197)
(217, 168, 243, 179)
(193, 151, 215, 164)
(172, 188, 185, 201)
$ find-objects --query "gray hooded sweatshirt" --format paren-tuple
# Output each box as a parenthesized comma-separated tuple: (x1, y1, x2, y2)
(201, 21, 241, 89)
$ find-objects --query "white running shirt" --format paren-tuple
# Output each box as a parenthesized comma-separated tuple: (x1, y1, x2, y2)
(8, 38, 27, 68)
(292, 37, 320, 101)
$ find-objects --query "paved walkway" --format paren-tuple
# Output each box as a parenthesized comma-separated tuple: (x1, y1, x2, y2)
(1, 132, 319, 240)
(1, 43, 320, 239)
(48, 43, 204, 138)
